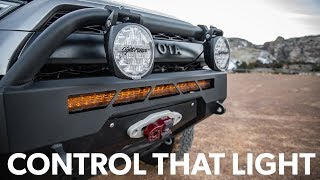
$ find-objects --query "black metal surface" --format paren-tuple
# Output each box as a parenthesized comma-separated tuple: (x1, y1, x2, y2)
(0, 8, 111, 86)
(63, 100, 197, 154)
(2, 70, 226, 153)
(47, 34, 204, 64)
(0, 88, 9, 153)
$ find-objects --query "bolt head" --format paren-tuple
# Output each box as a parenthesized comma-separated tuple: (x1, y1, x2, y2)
(106, 20, 111, 27)
(132, 129, 138, 136)
(109, 123, 115, 128)
(191, 103, 195, 107)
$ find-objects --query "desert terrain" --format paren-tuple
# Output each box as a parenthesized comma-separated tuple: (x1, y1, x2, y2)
(95, 73, 320, 179)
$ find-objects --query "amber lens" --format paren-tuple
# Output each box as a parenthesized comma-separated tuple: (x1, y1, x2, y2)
(68, 91, 116, 112)
(177, 81, 200, 93)
(149, 84, 179, 99)
(113, 87, 151, 105)
(198, 79, 213, 90)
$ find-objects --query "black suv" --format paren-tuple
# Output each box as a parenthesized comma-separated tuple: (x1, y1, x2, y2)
(0, 0, 229, 177)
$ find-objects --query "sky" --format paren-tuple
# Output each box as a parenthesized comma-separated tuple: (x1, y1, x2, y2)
(113, 0, 320, 44)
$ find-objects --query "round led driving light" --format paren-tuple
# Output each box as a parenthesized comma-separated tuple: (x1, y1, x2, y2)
(204, 36, 230, 71)
(214, 37, 230, 71)
(106, 23, 155, 80)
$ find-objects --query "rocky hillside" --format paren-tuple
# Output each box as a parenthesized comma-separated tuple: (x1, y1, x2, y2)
(228, 35, 320, 64)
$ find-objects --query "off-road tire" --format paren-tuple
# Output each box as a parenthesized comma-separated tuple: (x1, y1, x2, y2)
(140, 126, 194, 165)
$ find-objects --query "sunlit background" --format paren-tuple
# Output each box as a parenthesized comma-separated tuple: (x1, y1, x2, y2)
(113, 0, 320, 44)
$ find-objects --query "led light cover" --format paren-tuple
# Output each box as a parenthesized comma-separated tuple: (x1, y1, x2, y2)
(113, 86, 151, 105)
(106, 23, 155, 80)
(149, 84, 179, 99)
(68, 91, 116, 113)
(214, 37, 230, 70)
(198, 79, 214, 90)
(177, 81, 200, 94)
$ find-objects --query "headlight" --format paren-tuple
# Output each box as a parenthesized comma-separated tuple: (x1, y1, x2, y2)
(204, 36, 230, 71)
(105, 23, 155, 80)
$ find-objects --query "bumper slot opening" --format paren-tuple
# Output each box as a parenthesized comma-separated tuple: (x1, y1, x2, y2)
(198, 79, 214, 90)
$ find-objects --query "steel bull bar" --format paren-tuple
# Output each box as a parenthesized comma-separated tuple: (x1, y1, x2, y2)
(0, 7, 226, 154)
(0, 7, 205, 87)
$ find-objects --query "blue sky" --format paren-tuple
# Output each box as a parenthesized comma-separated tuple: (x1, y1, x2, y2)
(114, 0, 320, 44)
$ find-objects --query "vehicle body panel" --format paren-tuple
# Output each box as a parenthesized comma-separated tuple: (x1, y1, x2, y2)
(0, 0, 227, 155)
(0, 31, 32, 75)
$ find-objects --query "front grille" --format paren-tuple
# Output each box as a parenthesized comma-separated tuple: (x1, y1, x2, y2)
(153, 33, 186, 41)
(43, 11, 68, 29)
(36, 64, 111, 80)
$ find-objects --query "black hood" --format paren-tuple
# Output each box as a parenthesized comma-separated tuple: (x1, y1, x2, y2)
(82, 0, 179, 19)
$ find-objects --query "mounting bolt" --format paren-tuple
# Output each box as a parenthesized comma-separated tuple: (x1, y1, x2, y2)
(191, 103, 195, 107)
(106, 20, 112, 27)
(123, 17, 130, 22)
(215, 101, 226, 115)
(109, 123, 115, 128)
(164, 138, 173, 145)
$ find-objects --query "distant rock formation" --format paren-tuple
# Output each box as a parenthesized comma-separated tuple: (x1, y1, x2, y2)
(228, 35, 320, 64)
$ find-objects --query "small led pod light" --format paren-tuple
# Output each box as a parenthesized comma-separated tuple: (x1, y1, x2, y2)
(204, 36, 230, 71)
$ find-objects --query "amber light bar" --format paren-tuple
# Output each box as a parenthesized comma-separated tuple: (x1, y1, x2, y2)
(113, 86, 151, 106)
(177, 81, 200, 94)
(149, 84, 180, 99)
(68, 91, 116, 112)
(198, 79, 214, 90)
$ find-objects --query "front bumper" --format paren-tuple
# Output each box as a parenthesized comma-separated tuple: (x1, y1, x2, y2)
(0, 70, 226, 153)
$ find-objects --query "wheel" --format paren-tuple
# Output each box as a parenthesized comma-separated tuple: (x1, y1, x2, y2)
(140, 126, 194, 165)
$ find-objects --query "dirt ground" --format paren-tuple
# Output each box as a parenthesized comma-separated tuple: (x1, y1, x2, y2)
(94, 73, 320, 180)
